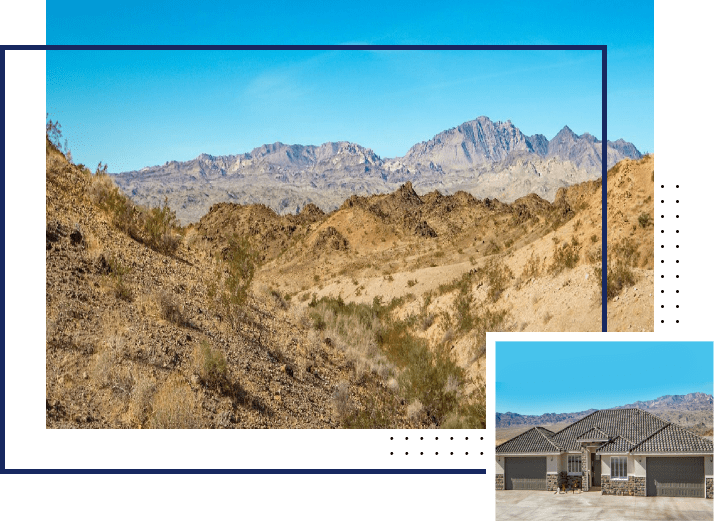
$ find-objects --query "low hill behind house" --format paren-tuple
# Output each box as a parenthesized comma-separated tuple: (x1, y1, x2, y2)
(496, 393, 713, 445)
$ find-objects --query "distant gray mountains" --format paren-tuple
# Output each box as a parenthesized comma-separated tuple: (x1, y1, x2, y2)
(496, 393, 714, 428)
(112, 116, 642, 225)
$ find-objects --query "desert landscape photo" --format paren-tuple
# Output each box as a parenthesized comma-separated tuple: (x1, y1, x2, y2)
(45, 50, 654, 429)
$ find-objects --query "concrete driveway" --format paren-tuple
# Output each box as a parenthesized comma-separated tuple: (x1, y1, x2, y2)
(496, 490, 713, 521)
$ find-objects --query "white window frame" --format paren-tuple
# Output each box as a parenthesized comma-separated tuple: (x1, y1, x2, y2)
(567, 454, 582, 474)
(611, 456, 628, 480)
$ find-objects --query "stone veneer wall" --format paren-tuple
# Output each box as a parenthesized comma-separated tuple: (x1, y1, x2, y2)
(601, 475, 636, 495)
(633, 476, 646, 496)
(706, 478, 713, 499)
(546, 473, 558, 491)
(496, 474, 504, 491)
(581, 448, 589, 492)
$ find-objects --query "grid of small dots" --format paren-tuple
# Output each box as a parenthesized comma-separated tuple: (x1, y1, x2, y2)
(659, 184, 680, 325)
(389, 436, 484, 456)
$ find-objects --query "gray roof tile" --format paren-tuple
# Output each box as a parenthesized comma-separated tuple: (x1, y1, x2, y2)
(576, 427, 609, 441)
(596, 435, 636, 453)
(496, 408, 714, 455)
(631, 423, 714, 453)
(496, 426, 561, 454)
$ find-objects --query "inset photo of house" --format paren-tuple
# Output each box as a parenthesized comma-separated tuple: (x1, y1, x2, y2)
(495, 341, 713, 521)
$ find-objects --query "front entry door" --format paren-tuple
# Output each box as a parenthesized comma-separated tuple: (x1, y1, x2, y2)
(591, 452, 601, 487)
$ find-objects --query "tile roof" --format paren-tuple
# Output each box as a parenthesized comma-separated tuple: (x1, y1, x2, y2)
(596, 435, 636, 453)
(495, 426, 561, 454)
(496, 408, 714, 455)
(551, 409, 668, 451)
(631, 423, 714, 453)
(576, 427, 609, 441)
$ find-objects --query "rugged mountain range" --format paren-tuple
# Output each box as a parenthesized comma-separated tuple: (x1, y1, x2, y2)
(496, 393, 713, 428)
(112, 115, 641, 224)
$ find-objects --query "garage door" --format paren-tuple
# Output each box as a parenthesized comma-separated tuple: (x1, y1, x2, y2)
(505, 457, 546, 490)
(646, 457, 705, 498)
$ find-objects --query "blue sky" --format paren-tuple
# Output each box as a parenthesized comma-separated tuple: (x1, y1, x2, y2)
(496, 342, 713, 415)
(45, 1, 653, 173)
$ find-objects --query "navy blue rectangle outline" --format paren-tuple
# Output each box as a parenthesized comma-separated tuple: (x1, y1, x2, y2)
(1, 43, 606, 474)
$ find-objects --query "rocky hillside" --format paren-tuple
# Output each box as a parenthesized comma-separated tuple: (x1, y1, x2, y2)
(112, 116, 641, 224)
(47, 123, 653, 429)
(46, 138, 486, 429)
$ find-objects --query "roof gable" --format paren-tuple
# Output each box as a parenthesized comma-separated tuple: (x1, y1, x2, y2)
(576, 427, 610, 441)
(596, 435, 636, 453)
(551, 409, 669, 451)
(496, 426, 561, 454)
(631, 423, 714, 453)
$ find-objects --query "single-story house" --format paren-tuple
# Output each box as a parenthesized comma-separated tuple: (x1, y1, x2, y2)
(496, 408, 713, 498)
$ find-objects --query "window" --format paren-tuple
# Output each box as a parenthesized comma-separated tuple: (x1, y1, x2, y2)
(611, 456, 628, 479)
(568, 455, 582, 474)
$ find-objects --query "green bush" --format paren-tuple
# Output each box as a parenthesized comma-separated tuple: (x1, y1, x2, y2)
(194, 341, 228, 389)
(638, 212, 652, 229)
(107, 255, 133, 301)
(143, 197, 180, 254)
(217, 235, 258, 325)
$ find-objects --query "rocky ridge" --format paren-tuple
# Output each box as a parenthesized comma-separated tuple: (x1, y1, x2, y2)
(112, 116, 641, 224)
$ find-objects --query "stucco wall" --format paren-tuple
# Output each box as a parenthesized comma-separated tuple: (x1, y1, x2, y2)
(496, 456, 504, 475)
(635, 456, 646, 477)
(601, 455, 610, 475)
(547, 455, 559, 474)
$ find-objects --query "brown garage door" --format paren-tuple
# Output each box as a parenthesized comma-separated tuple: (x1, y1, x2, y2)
(505, 457, 546, 490)
(646, 457, 705, 497)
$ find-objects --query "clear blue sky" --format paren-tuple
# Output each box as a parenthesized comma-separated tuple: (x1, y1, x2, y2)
(496, 342, 713, 415)
(45, 1, 653, 173)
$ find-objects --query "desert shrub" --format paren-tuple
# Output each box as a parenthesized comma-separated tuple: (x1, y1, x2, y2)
(89, 174, 140, 236)
(107, 255, 133, 301)
(332, 381, 353, 421)
(157, 291, 188, 327)
(573, 219, 582, 232)
(479, 260, 513, 302)
(215, 235, 258, 327)
(407, 279, 418, 287)
(590, 234, 599, 243)
(193, 341, 229, 389)
(92, 333, 129, 390)
(397, 340, 464, 424)
(521, 252, 542, 281)
(341, 383, 397, 429)
(128, 374, 156, 427)
(454, 279, 476, 333)
(149, 376, 202, 429)
(46, 114, 63, 151)
(441, 382, 486, 429)
(638, 212, 652, 229)
(549, 237, 581, 275)
(471, 308, 509, 362)
(420, 312, 435, 331)
(586, 246, 602, 264)
(269, 289, 288, 310)
(597, 238, 640, 301)
(406, 399, 425, 425)
(143, 197, 181, 254)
